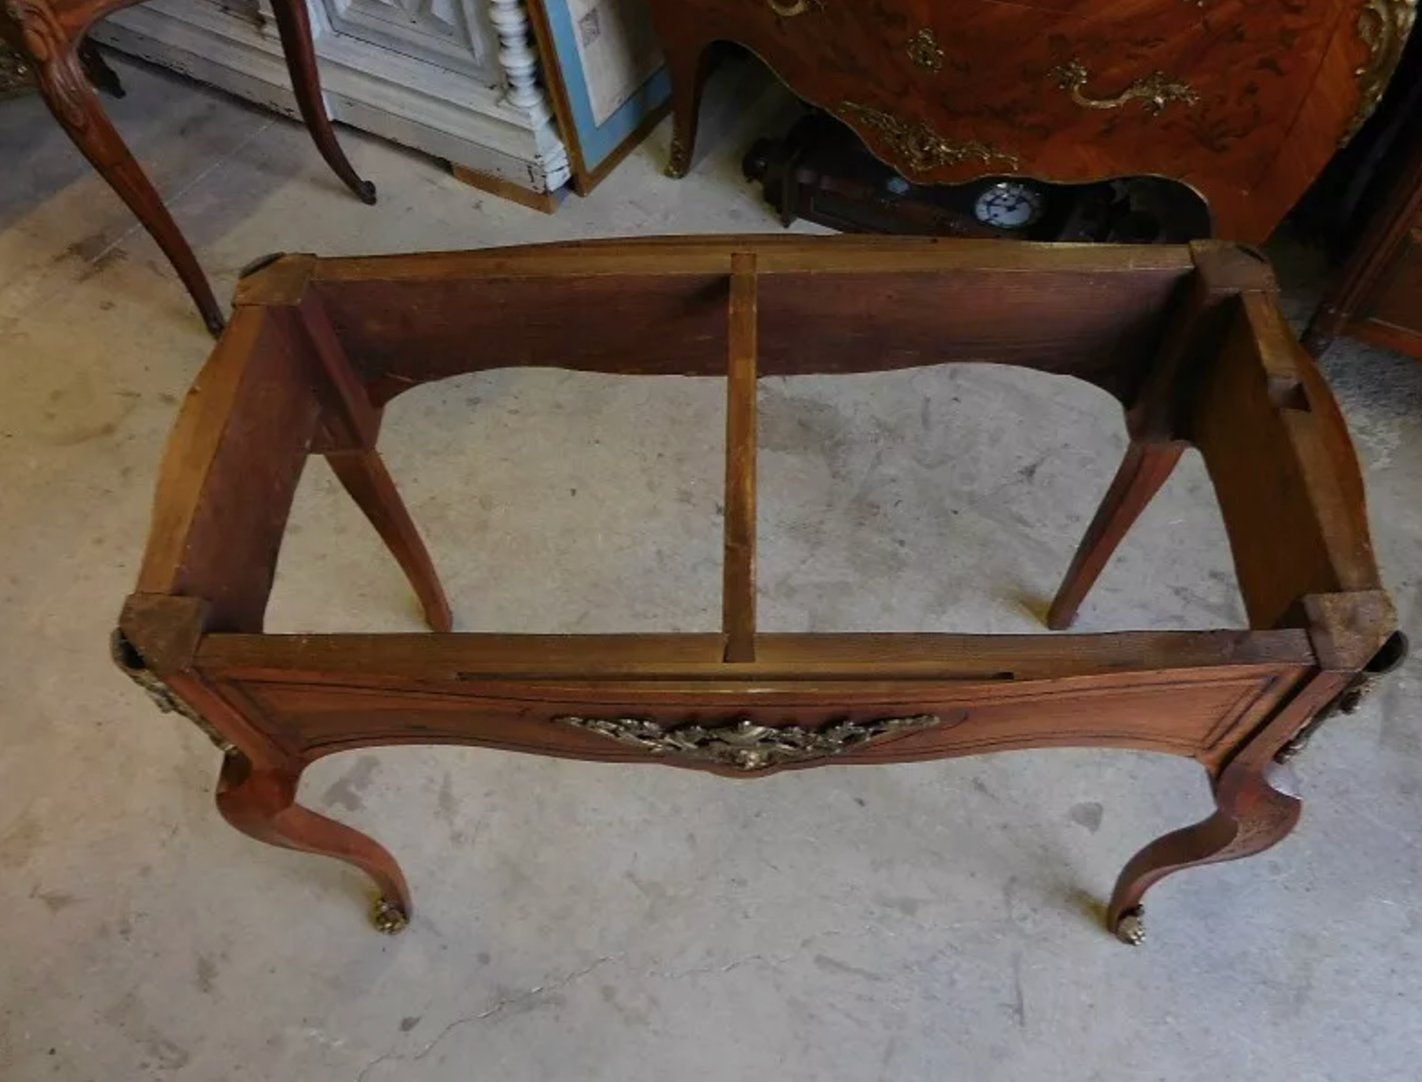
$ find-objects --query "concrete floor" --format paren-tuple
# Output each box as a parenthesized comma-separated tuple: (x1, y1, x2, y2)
(2, 55, 1421, 1082)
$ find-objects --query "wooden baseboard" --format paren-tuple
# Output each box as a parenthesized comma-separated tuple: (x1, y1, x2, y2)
(449, 163, 565, 214)
(1344, 316, 1422, 362)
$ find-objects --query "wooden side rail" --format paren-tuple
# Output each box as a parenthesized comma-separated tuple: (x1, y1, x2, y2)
(1193, 294, 1383, 630)
(136, 307, 321, 631)
(254, 237, 1196, 402)
(191, 633, 1314, 773)
(1045, 242, 1390, 637)
(138, 283, 448, 635)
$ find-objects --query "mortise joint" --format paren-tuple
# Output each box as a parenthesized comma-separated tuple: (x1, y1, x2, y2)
(233, 253, 317, 308)
(1268, 377, 1311, 412)
(1302, 591, 1398, 672)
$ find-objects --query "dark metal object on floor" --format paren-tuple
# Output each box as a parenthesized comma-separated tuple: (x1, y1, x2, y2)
(743, 112, 1211, 243)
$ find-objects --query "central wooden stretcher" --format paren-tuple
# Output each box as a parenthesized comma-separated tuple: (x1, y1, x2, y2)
(115, 236, 1402, 943)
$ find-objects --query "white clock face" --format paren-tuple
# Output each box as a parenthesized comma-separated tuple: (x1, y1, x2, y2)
(973, 181, 1046, 229)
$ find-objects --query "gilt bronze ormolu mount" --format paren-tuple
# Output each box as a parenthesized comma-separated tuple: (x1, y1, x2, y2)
(554, 713, 951, 772)
(116, 236, 1401, 945)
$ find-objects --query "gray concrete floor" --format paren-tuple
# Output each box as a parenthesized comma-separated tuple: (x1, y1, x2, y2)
(2, 55, 1421, 1082)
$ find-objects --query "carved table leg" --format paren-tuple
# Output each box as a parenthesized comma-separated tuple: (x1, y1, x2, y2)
(327, 449, 453, 632)
(663, 44, 710, 179)
(6, 4, 225, 334)
(1047, 439, 1183, 630)
(216, 753, 413, 932)
(268, 0, 377, 205)
(1106, 760, 1300, 945)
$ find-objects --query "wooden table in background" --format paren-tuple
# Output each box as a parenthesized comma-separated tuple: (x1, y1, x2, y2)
(1, 0, 373, 332)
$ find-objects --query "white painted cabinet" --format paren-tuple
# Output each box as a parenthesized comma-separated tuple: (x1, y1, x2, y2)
(93, 0, 572, 195)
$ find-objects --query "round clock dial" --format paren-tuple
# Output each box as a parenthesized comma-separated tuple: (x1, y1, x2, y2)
(973, 181, 1046, 229)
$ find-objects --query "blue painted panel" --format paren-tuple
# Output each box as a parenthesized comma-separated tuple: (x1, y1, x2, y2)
(540, 1, 671, 174)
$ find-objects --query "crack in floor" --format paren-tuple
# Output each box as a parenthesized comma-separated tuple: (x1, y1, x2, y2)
(352, 955, 618, 1082)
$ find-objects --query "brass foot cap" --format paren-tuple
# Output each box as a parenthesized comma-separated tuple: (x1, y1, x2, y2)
(1114, 906, 1145, 946)
(372, 897, 409, 935)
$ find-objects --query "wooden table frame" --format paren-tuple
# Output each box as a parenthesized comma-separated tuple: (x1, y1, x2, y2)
(115, 236, 1401, 943)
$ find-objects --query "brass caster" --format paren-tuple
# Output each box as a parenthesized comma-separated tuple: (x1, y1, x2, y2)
(371, 897, 409, 935)
(1114, 906, 1145, 946)
(665, 140, 689, 179)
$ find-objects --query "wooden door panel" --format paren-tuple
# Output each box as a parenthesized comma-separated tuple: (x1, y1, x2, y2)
(314, 0, 499, 80)
(1359, 229, 1422, 332)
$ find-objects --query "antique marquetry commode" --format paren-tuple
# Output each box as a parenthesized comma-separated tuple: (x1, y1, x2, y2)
(648, 0, 1418, 242)
(115, 236, 1403, 944)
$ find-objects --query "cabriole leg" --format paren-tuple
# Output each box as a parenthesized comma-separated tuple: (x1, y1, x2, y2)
(1106, 761, 1300, 945)
(268, 0, 377, 204)
(216, 753, 413, 933)
(10, 11, 224, 333)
